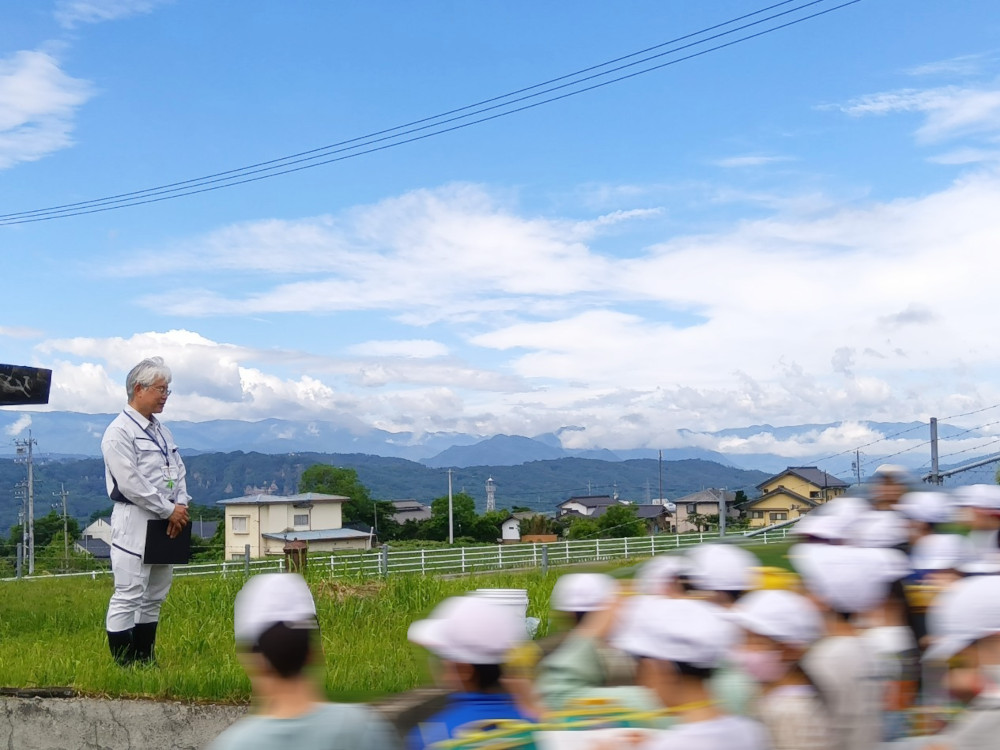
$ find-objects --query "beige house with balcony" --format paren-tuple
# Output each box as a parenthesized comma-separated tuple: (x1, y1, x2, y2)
(217, 492, 374, 559)
(746, 466, 850, 528)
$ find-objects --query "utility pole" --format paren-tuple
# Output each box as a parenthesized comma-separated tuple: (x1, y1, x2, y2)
(14, 431, 36, 575)
(658, 450, 664, 503)
(929, 417, 942, 485)
(719, 487, 727, 537)
(54, 483, 70, 566)
(447, 469, 454, 545)
(852, 449, 862, 486)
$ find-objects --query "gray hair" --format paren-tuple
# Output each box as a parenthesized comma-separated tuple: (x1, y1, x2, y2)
(125, 357, 172, 399)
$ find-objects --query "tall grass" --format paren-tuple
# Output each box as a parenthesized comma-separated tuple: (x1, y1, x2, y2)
(0, 542, 790, 703)
(0, 564, 614, 703)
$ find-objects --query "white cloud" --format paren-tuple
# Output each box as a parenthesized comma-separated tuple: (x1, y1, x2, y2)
(835, 84, 1000, 143)
(32, 166, 1000, 452)
(906, 54, 993, 78)
(348, 339, 450, 359)
(0, 325, 44, 339)
(0, 50, 93, 169)
(4, 414, 32, 437)
(54, 0, 172, 28)
(712, 154, 794, 168)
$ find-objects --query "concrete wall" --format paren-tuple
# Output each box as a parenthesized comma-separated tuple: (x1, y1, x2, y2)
(0, 688, 447, 750)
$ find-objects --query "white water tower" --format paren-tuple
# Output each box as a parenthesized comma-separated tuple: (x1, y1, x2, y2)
(485, 476, 496, 512)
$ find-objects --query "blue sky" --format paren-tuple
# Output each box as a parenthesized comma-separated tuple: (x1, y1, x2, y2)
(4, 0, 1000, 461)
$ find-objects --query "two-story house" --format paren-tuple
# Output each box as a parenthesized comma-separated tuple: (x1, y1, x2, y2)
(745, 466, 849, 528)
(217, 492, 374, 559)
(556, 495, 619, 518)
(673, 489, 738, 533)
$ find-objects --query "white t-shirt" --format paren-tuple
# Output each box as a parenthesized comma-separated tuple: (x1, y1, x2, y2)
(755, 685, 832, 750)
(803, 635, 882, 750)
(642, 715, 771, 750)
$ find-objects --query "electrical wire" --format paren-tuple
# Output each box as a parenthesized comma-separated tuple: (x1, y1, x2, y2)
(0, 0, 862, 225)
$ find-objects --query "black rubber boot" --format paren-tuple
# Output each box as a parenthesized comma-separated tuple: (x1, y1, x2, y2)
(107, 629, 135, 667)
(132, 621, 158, 665)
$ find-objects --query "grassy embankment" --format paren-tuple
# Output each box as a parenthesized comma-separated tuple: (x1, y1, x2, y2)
(0, 541, 792, 703)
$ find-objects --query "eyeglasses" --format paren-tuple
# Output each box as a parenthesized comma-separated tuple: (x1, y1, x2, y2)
(147, 385, 172, 396)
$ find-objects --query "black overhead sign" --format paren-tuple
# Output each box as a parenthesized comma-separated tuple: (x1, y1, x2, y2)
(0, 364, 52, 406)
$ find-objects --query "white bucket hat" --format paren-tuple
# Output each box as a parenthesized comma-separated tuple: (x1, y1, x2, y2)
(408, 595, 526, 664)
(234, 573, 317, 646)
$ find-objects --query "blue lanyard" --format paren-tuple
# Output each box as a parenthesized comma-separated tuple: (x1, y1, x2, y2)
(123, 411, 170, 467)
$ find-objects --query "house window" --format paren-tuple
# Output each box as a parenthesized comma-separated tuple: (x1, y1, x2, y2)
(232, 516, 248, 534)
(686, 504, 697, 514)
(293, 513, 309, 526)
(231, 553, 245, 561)
(751, 511, 764, 519)
(809, 491, 821, 499)
(770, 512, 787, 521)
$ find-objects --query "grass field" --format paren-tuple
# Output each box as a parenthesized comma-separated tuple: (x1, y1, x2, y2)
(0, 541, 792, 703)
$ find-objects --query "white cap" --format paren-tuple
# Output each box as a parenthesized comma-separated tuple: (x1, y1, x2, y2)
(612, 596, 736, 669)
(730, 589, 824, 647)
(791, 544, 900, 613)
(234, 573, 317, 646)
(925, 576, 1000, 662)
(952, 484, 1000, 511)
(408, 595, 526, 664)
(893, 491, 954, 524)
(684, 543, 759, 592)
(792, 496, 867, 542)
(911, 533, 974, 571)
(550, 573, 618, 612)
(850, 509, 910, 548)
(873, 464, 910, 482)
(635, 555, 689, 596)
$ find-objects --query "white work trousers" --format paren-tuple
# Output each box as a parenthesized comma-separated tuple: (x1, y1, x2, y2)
(106, 545, 173, 631)
(106, 502, 174, 632)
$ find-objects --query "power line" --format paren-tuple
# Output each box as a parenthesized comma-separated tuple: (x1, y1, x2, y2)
(0, 0, 862, 225)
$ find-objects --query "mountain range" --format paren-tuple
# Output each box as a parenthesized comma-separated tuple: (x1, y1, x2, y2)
(0, 410, 979, 475)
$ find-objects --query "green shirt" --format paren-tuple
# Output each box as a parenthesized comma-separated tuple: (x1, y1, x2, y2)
(208, 702, 400, 750)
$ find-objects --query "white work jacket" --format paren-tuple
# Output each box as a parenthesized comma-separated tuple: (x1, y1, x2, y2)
(101, 405, 191, 558)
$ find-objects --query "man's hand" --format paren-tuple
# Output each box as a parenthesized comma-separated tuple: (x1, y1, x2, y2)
(166, 504, 189, 539)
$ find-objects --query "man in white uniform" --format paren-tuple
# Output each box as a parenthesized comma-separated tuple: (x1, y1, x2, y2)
(102, 357, 190, 666)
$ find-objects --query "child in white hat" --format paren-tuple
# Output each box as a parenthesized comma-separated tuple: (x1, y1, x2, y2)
(730, 589, 832, 750)
(917, 575, 1000, 748)
(791, 544, 891, 750)
(208, 573, 399, 750)
(406, 594, 529, 749)
(611, 596, 770, 749)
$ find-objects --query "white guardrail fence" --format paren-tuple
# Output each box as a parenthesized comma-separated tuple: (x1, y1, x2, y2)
(1, 526, 793, 582)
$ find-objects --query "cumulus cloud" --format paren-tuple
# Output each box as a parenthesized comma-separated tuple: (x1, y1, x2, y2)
(55, 163, 1000, 451)
(55, 0, 173, 28)
(0, 50, 93, 169)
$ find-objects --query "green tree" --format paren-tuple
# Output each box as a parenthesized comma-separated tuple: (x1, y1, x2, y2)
(421, 493, 478, 541)
(298, 464, 375, 526)
(597, 505, 646, 538)
(7, 511, 81, 551)
(566, 517, 600, 540)
(470, 510, 508, 543)
(191, 521, 225, 562)
(686, 512, 715, 533)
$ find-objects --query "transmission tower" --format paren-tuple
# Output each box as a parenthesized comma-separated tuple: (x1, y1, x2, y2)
(485, 476, 496, 513)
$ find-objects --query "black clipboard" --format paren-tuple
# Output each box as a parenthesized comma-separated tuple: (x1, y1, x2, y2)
(143, 520, 192, 564)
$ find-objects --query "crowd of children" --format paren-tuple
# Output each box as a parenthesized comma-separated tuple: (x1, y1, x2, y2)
(211, 466, 1000, 750)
